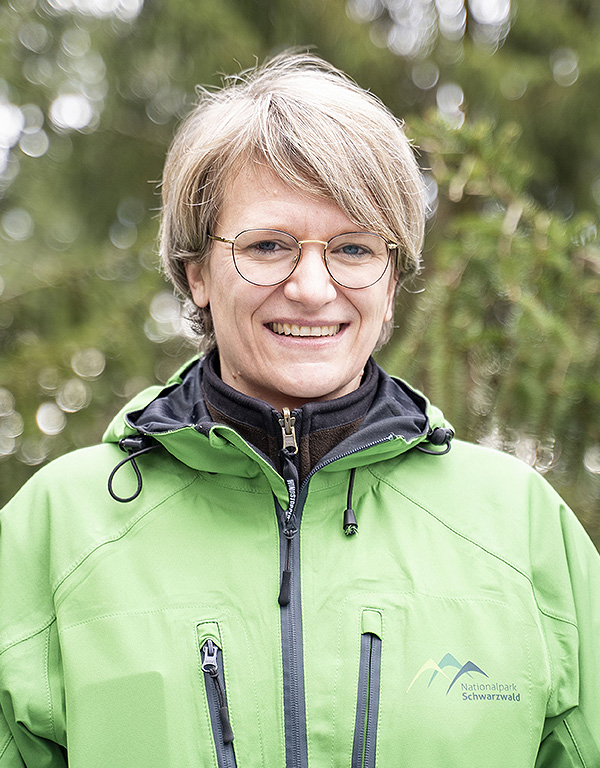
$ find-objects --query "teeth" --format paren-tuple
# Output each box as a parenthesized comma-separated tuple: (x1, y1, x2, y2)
(269, 323, 340, 337)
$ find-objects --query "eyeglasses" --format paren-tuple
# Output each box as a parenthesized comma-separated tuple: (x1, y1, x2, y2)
(208, 229, 397, 289)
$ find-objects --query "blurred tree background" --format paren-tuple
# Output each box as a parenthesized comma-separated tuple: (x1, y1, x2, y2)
(0, 0, 599, 546)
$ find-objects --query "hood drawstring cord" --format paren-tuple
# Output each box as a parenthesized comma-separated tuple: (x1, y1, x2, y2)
(343, 467, 358, 536)
(108, 436, 158, 503)
(417, 426, 454, 456)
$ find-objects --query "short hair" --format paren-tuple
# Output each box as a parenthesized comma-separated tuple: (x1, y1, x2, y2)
(159, 52, 425, 353)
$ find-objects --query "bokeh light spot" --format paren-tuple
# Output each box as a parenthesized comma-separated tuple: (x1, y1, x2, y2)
(71, 347, 106, 379)
(36, 402, 67, 435)
(0, 104, 25, 149)
(0, 388, 15, 417)
(550, 48, 579, 87)
(18, 22, 51, 53)
(2, 208, 34, 240)
(56, 379, 91, 412)
(584, 446, 600, 475)
(19, 129, 50, 158)
(49, 93, 94, 131)
(412, 60, 439, 90)
(0, 411, 25, 439)
(19, 436, 51, 466)
(109, 220, 138, 249)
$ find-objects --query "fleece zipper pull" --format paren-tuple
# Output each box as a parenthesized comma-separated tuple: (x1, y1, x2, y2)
(278, 407, 299, 454)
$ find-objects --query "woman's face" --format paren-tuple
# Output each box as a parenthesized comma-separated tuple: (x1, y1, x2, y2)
(185, 164, 397, 412)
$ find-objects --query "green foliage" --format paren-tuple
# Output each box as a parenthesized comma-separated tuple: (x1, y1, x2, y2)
(0, 0, 598, 545)
(379, 115, 600, 541)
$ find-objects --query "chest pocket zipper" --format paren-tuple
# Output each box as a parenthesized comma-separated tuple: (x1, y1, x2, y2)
(198, 624, 237, 768)
(352, 610, 383, 768)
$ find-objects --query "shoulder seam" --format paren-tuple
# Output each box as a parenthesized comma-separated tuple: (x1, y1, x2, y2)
(51, 473, 201, 596)
(367, 464, 578, 629)
(0, 475, 200, 657)
(0, 617, 55, 660)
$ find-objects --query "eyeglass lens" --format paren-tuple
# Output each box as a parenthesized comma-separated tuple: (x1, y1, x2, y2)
(231, 229, 391, 288)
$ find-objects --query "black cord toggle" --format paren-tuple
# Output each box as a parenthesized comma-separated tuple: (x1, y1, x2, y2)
(342, 467, 358, 535)
(417, 426, 454, 456)
(107, 435, 157, 503)
(343, 506, 358, 536)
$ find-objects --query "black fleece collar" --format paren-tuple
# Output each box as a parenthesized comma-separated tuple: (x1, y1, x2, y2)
(201, 350, 381, 481)
(202, 350, 378, 434)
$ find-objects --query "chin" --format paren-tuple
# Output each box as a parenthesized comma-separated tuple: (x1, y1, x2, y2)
(274, 377, 356, 405)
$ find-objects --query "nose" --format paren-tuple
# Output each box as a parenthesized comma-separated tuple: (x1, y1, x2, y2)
(282, 242, 338, 307)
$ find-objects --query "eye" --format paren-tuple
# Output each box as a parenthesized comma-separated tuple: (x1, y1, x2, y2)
(254, 240, 283, 253)
(330, 241, 372, 260)
(235, 230, 297, 260)
(245, 240, 294, 261)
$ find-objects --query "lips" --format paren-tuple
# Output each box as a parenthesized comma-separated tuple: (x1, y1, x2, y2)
(267, 322, 341, 337)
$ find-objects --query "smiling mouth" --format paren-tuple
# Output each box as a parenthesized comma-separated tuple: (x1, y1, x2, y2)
(267, 322, 342, 337)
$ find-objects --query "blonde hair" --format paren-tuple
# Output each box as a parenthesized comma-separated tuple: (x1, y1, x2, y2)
(160, 52, 425, 352)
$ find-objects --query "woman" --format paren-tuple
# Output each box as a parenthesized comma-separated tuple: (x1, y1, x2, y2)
(0, 54, 598, 768)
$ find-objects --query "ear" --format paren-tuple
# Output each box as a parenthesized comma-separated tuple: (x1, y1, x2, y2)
(185, 261, 210, 308)
(383, 274, 399, 323)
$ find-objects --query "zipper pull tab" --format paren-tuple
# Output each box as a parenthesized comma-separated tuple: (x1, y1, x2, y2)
(279, 407, 298, 454)
(201, 638, 219, 672)
(219, 705, 234, 745)
(278, 534, 293, 606)
(201, 639, 234, 744)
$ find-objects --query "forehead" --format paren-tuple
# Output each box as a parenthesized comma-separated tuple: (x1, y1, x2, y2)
(217, 163, 359, 237)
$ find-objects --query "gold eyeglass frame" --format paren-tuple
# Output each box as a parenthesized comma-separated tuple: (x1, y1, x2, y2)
(208, 229, 398, 289)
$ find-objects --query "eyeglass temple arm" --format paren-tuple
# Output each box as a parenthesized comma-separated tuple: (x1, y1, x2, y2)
(207, 235, 235, 244)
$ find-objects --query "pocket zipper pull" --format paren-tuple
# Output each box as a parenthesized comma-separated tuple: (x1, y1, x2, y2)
(201, 639, 234, 744)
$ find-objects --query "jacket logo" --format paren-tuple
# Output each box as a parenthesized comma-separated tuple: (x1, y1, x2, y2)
(407, 652, 522, 702)
(407, 653, 488, 695)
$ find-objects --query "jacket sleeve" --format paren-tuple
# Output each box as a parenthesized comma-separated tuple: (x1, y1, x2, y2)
(0, 699, 66, 768)
(0, 474, 68, 768)
(535, 497, 600, 768)
(0, 634, 68, 768)
(0, 708, 25, 767)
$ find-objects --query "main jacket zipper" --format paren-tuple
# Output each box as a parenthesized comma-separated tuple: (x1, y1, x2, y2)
(201, 638, 236, 768)
(274, 410, 402, 768)
(276, 409, 309, 768)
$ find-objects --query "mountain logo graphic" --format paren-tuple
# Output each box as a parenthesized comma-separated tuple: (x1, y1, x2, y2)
(407, 653, 488, 695)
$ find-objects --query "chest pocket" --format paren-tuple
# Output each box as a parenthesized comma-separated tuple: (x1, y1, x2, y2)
(374, 594, 547, 767)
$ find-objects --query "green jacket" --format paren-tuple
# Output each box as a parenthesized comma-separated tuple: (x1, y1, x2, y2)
(0, 359, 599, 767)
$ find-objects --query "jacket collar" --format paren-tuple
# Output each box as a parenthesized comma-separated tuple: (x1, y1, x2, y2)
(103, 355, 451, 479)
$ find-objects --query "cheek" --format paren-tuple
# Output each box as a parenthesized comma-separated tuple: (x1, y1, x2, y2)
(210, 284, 271, 343)
(361, 284, 396, 326)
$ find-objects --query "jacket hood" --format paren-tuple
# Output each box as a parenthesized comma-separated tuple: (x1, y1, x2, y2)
(103, 356, 453, 485)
